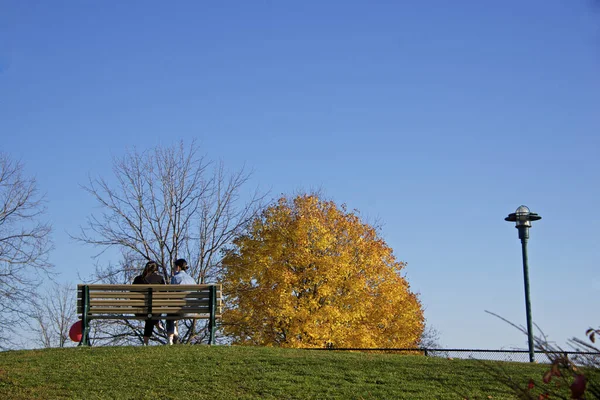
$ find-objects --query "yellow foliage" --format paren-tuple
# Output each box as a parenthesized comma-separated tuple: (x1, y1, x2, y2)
(222, 194, 424, 348)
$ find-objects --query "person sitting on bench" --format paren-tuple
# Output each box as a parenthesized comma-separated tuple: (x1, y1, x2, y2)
(133, 260, 166, 345)
(166, 258, 196, 345)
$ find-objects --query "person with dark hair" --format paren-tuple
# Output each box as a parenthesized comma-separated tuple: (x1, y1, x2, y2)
(133, 260, 166, 345)
(166, 258, 196, 345)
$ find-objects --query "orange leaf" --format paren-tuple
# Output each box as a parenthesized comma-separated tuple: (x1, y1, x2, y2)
(528, 378, 535, 390)
(543, 370, 552, 384)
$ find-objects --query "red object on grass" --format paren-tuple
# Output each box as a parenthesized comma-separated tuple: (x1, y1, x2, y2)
(69, 320, 83, 342)
(570, 374, 587, 399)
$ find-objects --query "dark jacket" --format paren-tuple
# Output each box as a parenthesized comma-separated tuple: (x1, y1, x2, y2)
(133, 272, 166, 285)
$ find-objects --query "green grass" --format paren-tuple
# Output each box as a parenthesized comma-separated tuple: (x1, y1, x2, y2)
(0, 345, 566, 399)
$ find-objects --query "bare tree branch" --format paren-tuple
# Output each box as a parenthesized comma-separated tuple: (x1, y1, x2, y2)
(30, 282, 77, 348)
(0, 152, 53, 349)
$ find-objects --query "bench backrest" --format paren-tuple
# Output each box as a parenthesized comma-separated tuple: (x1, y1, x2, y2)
(77, 284, 222, 320)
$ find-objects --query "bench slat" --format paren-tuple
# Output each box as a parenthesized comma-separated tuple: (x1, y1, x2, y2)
(88, 300, 147, 306)
(79, 299, 221, 306)
(77, 292, 221, 300)
(78, 292, 149, 299)
(86, 307, 212, 313)
(78, 302, 222, 314)
(79, 299, 220, 306)
(149, 292, 221, 299)
(85, 314, 222, 320)
(78, 284, 220, 290)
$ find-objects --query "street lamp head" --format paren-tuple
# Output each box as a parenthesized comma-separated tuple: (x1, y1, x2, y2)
(505, 205, 542, 230)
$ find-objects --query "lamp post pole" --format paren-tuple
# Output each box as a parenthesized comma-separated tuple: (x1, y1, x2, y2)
(518, 223, 534, 363)
(505, 206, 541, 363)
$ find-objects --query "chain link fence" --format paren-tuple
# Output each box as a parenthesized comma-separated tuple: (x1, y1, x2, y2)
(305, 348, 600, 365)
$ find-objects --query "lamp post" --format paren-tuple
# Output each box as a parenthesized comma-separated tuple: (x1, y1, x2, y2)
(505, 205, 541, 363)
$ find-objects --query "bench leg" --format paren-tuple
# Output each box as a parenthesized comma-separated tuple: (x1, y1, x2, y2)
(209, 285, 216, 345)
(79, 285, 91, 346)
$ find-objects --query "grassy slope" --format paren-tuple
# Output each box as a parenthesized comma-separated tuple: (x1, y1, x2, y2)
(0, 345, 558, 399)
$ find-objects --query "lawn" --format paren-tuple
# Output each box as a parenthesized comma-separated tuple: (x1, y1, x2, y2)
(0, 345, 566, 399)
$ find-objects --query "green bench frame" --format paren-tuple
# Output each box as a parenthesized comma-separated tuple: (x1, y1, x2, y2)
(77, 284, 222, 346)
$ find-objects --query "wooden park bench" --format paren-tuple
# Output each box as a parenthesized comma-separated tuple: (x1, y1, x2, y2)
(77, 284, 222, 346)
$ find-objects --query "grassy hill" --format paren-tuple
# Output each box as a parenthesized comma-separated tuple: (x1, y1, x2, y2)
(0, 345, 562, 399)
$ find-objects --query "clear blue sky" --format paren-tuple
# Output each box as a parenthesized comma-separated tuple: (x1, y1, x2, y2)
(1, 0, 599, 350)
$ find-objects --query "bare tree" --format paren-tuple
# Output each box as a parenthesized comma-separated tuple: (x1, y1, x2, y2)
(418, 320, 449, 357)
(0, 152, 52, 349)
(31, 282, 77, 348)
(419, 322, 443, 349)
(73, 141, 265, 345)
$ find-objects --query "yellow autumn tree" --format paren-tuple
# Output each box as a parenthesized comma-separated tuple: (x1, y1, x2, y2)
(221, 194, 424, 348)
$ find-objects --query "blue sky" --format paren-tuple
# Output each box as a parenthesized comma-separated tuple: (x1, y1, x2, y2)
(1, 0, 599, 350)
